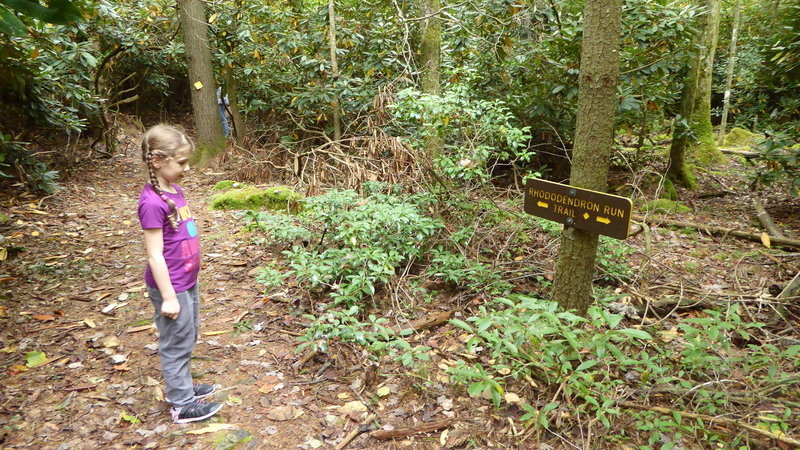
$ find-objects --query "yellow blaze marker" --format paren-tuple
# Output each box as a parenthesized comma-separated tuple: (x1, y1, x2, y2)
(537, 201, 549, 208)
(193, 81, 203, 90)
(596, 216, 611, 224)
(583, 212, 590, 220)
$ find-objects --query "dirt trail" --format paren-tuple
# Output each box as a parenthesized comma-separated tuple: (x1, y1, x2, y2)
(0, 150, 339, 449)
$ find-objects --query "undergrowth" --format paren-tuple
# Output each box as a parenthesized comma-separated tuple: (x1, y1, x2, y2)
(240, 181, 799, 447)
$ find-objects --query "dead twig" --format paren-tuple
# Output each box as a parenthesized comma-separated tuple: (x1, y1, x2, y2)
(620, 401, 800, 447)
(370, 418, 453, 440)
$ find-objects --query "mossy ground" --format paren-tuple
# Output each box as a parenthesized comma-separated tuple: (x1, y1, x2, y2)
(213, 180, 238, 191)
(723, 127, 762, 148)
(643, 199, 691, 214)
(210, 185, 302, 211)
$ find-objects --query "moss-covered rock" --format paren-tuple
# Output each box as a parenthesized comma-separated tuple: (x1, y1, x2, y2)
(643, 199, 691, 214)
(213, 430, 254, 449)
(210, 186, 302, 211)
(213, 180, 238, 191)
(723, 127, 761, 148)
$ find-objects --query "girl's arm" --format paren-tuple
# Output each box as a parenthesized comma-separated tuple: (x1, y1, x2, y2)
(143, 228, 180, 320)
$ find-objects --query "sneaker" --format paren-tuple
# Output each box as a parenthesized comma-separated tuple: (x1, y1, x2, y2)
(193, 383, 217, 400)
(171, 399, 223, 424)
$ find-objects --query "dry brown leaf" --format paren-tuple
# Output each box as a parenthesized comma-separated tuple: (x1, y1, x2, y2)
(126, 324, 154, 333)
(186, 423, 235, 434)
(32, 314, 55, 321)
(760, 232, 771, 249)
(267, 405, 297, 421)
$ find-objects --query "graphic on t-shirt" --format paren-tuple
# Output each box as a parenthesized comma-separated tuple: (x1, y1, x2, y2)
(180, 239, 200, 273)
(186, 219, 197, 237)
(178, 205, 192, 221)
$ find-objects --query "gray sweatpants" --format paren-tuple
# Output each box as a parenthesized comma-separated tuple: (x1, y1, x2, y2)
(148, 283, 200, 407)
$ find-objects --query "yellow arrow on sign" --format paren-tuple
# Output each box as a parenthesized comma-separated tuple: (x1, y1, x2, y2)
(596, 216, 611, 224)
(537, 201, 549, 208)
(583, 212, 590, 220)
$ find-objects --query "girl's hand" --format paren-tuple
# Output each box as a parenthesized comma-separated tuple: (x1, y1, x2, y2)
(161, 298, 180, 320)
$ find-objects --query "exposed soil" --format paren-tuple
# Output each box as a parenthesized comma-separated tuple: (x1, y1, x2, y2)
(0, 129, 798, 449)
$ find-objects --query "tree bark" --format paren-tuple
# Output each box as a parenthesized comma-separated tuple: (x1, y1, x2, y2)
(419, 0, 441, 95)
(668, 26, 702, 189)
(668, 0, 722, 186)
(689, 0, 721, 163)
(551, 0, 623, 315)
(419, 0, 443, 156)
(178, 0, 226, 166)
(328, 0, 341, 142)
(717, 0, 741, 145)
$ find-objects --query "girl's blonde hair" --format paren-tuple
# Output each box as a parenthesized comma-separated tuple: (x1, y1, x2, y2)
(141, 124, 195, 229)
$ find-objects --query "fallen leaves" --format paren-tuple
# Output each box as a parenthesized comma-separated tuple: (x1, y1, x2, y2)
(25, 351, 48, 368)
(31, 314, 56, 321)
(337, 401, 367, 415)
(125, 324, 154, 333)
(267, 405, 302, 421)
(187, 423, 236, 434)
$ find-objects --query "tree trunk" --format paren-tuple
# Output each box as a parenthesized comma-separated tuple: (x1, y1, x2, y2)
(717, 0, 741, 145)
(667, 43, 701, 188)
(220, 0, 247, 146)
(668, 0, 722, 186)
(328, 0, 341, 142)
(419, 0, 441, 95)
(551, 0, 623, 315)
(690, 0, 721, 164)
(419, 0, 443, 156)
(178, 0, 225, 166)
(222, 65, 247, 145)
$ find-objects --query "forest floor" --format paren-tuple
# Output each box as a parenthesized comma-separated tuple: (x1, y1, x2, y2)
(0, 126, 799, 449)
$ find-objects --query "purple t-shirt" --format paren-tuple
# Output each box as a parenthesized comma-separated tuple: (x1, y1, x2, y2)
(138, 184, 201, 293)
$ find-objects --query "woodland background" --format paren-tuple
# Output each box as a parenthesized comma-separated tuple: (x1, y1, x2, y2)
(1, 0, 799, 448)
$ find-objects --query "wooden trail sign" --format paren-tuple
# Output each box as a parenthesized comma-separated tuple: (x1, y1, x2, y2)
(524, 178, 632, 239)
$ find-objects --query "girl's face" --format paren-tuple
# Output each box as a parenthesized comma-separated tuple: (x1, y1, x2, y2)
(154, 150, 191, 185)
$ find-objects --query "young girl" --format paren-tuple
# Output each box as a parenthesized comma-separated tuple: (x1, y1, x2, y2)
(138, 124, 223, 424)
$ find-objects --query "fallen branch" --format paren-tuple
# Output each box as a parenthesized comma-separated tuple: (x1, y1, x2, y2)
(293, 351, 317, 375)
(370, 418, 453, 440)
(642, 295, 714, 315)
(393, 310, 453, 335)
(779, 271, 800, 300)
(721, 148, 759, 158)
(334, 413, 376, 450)
(621, 401, 800, 446)
(632, 214, 800, 250)
(753, 198, 786, 239)
(637, 385, 800, 409)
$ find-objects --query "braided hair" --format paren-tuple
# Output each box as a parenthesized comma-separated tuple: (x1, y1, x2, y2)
(141, 124, 195, 230)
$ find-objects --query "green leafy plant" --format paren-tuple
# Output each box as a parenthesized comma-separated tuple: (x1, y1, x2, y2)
(426, 247, 506, 294)
(391, 84, 533, 183)
(0, 134, 61, 194)
(297, 308, 430, 368)
(752, 132, 800, 196)
(246, 188, 442, 308)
